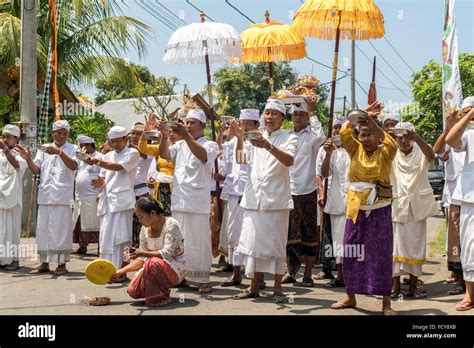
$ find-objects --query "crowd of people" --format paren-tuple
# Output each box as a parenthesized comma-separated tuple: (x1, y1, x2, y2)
(0, 95, 473, 314)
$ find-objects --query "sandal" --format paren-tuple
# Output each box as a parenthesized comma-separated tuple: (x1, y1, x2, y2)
(72, 247, 88, 255)
(314, 271, 334, 280)
(215, 264, 233, 273)
(446, 273, 458, 284)
(301, 276, 314, 287)
(383, 308, 398, 316)
(390, 291, 402, 299)
(331, 301, 356, 310)
(281, 274, 296, 284)
(233, 290, 260, 300)
(53, 267, 69, 276)
(406, 291, 427, 299)
(29, 266, 50, 275)
(455, 299, 474, 311)
(221, 278, 242, 287)
(198, 284, 213, 294)
(448, 286, 466, 296)
(112, 275, 128, 283)
(272, 292, 287, 303)
(4, 262, 20, 271)
(325, 278, 345, 288)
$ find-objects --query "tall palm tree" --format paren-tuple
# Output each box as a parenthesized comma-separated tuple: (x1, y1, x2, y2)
(0, 0, 152, 88)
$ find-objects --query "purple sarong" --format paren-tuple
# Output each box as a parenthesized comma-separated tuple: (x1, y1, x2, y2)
(342, 205, 393, 296)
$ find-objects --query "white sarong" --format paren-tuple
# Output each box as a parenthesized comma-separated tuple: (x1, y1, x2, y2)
(173, 212, 212, 284)
(330, 214, 346, 264)
(460, 202, 474, 281)
(0, 204, 21, 265)
(37, 205, 73, 264)
(234, 209, 289, 278)
(99, 210, 133, 268)
(393, 206, 426, 277)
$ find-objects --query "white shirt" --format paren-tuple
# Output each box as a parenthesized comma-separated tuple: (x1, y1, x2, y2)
(220, 137, 249, 200)
(75, 150, 102, 202)
(323, 147, 350, 215)
(439, 145, 465, 181)
(289, 116, 326, 195)
(97, 147, 140, 215)
(453, 127, 474, 204)
(169, 137, 219, 214)
(240, 129, 298, 211)
(34, 143, 79, 205)
(0, 150, 27, 209)
(390, 144, 439, 223)
(134, 154, 153, 196)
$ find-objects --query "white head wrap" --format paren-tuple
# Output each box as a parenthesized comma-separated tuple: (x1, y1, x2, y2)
(2, 124, 20, 137)
(76, 135, 95, 144)
(239, 109, 260, 122)
(461, 96, 474, 110)
(394, 121, 415, 132)
(289, 103, 308, 114)
(264, 100, 286, 115)
(52, 120, 70, 132)
(131, 123, 145, 132)
(382, 113, 402, 124)
(108, 126, 128, 140)
(186, 109, 206, 124)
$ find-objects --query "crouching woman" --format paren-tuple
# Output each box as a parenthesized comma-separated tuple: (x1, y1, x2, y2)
(109, 197, 186, 307)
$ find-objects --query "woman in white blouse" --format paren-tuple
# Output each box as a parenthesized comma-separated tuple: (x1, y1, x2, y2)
(109, 197, 185, 307)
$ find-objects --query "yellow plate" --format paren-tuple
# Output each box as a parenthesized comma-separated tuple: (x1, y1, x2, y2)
(85, 259, 117, 285)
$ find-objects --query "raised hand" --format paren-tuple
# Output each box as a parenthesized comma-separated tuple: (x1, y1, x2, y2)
(15, 144, 31, 159)
(364, 101, 384, 118)
(145, 112, 159, 131)
(231, 120, 244, 139)
(323, 138, 335, 153)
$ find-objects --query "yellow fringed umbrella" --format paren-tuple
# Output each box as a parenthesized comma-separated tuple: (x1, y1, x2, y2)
(239, 10, 307, 93)
(291, 0, 385, 137)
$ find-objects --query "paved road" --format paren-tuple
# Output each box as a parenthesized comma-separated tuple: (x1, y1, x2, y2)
(0, 213, 469, 315)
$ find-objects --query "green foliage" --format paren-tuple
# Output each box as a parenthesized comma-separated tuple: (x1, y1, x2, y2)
(95, 61, 179, 105)
(63, 112, 115, 146)
(0, 94, 19, 126)
(402, 52, 474, 144)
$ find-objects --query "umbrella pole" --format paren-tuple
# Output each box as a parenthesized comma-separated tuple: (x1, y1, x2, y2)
(323, 26, 341, 209)
(204, 52, 223, 222)
(269, 62, 274, 95)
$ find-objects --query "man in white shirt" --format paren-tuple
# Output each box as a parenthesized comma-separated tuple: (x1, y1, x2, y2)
(129, 122, 153, 246)
(0, 125, 27, 270)
(72, 135, 101, 255)
(18, 120, 79, 276)
(433, 109, 466, 294)
(219, 109, 260, 287)
(85, 126, 140, 276)
(232, 100, 298, 303)
(158, 109, 219, 293)
(446, 96, 474, 311)
(320, 122, 350, 288)
(391, 122, 438, 299)
(283, 101, 325, 287)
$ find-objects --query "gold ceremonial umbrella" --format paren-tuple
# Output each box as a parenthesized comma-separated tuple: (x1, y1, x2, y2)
(240, 10, 307, 93)
(291, 0, 385, 137)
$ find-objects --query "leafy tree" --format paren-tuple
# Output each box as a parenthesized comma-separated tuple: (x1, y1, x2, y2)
(401, 52, 474, 144)
(213, 62, 330, 129)
(63, 112, 115, 146)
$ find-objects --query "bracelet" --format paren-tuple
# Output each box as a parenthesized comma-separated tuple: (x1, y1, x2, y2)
(267, 143, 274, 153)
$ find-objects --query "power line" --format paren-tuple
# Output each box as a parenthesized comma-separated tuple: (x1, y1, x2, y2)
(367, 40, 411, 89)
(156, 1, 188, 26)
(136, 0, 178, 32)
(225, 0, 255, 24)
(383, 36, 416, 73)
(355, 42, 412, 99)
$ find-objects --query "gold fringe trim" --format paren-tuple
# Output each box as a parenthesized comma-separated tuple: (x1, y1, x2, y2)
(291, 7, 384, 40)
(241, 43, 307, 63)
(393, 256, 426, 266)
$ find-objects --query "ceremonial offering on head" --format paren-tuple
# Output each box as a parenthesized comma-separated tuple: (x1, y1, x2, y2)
(347, 109, 370, 126)
(244, 130, 263, 141)
(84, 259, 117, 285)
(271, 75, 319, 105)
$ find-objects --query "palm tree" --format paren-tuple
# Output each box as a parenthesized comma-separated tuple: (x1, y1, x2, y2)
(0, 0, 152, 89)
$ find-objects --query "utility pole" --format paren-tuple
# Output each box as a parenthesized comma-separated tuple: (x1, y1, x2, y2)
(351, 40, 356, 109)
(19, 0, 38, 236)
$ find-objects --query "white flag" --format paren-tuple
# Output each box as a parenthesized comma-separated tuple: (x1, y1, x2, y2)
(442, 0, 463, 128)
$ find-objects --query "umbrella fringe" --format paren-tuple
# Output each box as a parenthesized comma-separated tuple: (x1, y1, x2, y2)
(292, 10, 384, 40)
(241, 43, 307, 63)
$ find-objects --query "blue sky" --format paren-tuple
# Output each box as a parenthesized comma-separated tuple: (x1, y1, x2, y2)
(84, 0, 474, 112)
